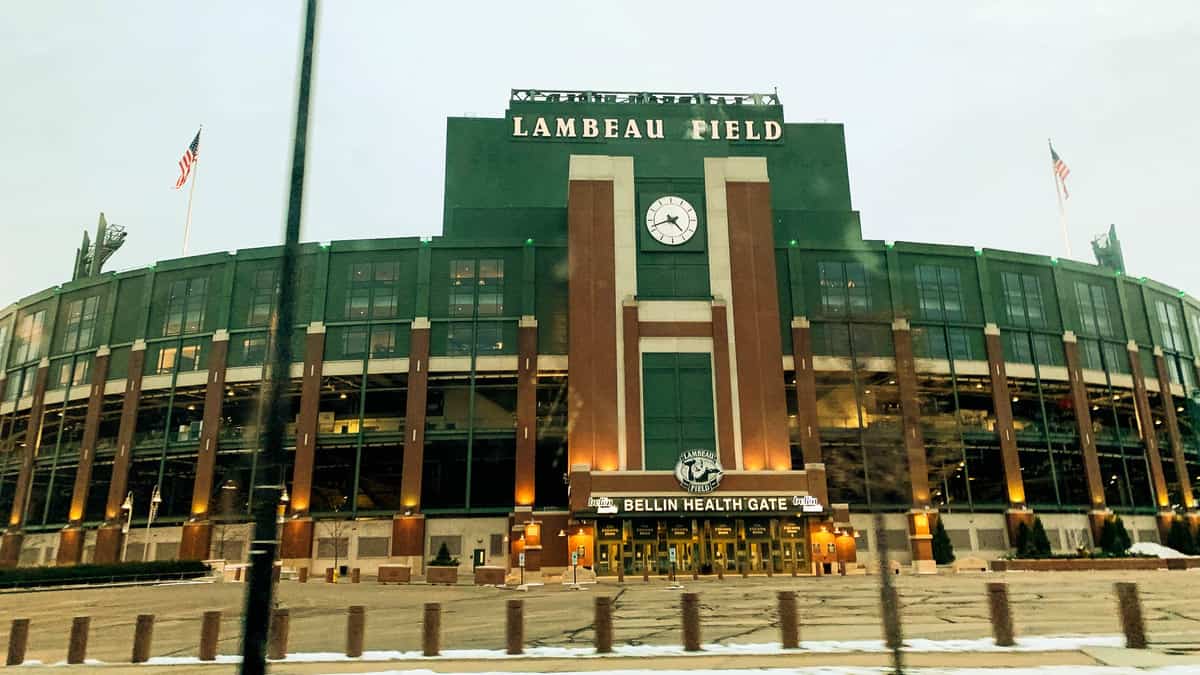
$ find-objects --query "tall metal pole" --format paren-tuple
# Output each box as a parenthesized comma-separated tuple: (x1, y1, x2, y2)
(181, 128, 202, 257)
(239, 1, 318, 672)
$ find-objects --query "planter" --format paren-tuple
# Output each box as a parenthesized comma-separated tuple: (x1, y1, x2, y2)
(991, 558, 1167, 572)
(473, 566, 505, 585)
(426, 566, 458, 585)
(378, 564, 412, 584)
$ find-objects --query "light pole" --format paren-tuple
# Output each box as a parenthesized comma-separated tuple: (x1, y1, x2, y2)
(119, 492, 133, 562)
(144, 485, 162, 559)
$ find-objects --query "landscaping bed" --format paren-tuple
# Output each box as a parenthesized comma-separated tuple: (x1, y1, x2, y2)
(0, 560, 210, 589)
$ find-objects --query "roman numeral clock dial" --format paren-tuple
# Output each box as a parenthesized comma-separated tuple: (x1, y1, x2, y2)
(645, 195, 698, 246)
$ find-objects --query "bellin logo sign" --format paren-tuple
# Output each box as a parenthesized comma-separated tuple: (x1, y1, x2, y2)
(674, 448, 724, 493)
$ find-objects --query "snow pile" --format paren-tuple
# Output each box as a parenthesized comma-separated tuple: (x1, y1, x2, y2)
(1128, 542, 1186, 558)
(329, 666, 1200, 675)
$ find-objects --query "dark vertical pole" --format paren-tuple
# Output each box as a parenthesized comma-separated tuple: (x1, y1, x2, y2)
(239, 1, 318, 673)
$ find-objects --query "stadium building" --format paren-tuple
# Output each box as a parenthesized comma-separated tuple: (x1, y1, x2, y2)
(1, 89, 1199, 575)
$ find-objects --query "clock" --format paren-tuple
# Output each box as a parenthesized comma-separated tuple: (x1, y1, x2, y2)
(645, 195, 699, 246)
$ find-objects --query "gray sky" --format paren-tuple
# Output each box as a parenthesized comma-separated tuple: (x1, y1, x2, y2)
(2, 2, 1198, 303)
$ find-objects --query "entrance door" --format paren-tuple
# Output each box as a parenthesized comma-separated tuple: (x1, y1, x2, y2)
(597, 543, 620, 575)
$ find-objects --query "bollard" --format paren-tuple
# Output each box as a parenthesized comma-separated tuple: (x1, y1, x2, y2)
(199, 611, 221, 661)
(234, 566, 242, 581)
(298, 566, 308, 583)
(692, 568, 699, 581)
(325, 567, 335, 583)
(681, 592, 701, 651)
(268, 608, 290, 660)
(132, 614, 155, 663)
(717, 564, 724, 580)
(790, 563, 797, 578)
(506, 599, 524, 655)
(346, 606, 365, 658)
(6, 618, 29, 666)
(617, 564, 624, 583)
(882, 586, 902, 650)
(642, 566, 649, 582)
(272, 565, 281, 582)
(986, 583, 1015, 647)
(351, 568, 361, 584)
(741, 563, 748, 579)
(767, 561, 774, 577)
(67, 616, 90, 665)
(594, 596, 613, 653)
(423, 602, 441, 656)
(1115, 582, 1147, 649)
(778, 591, 799, 649)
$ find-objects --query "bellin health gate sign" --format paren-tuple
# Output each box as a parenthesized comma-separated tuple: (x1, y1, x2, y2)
(586, 494, 823, 516)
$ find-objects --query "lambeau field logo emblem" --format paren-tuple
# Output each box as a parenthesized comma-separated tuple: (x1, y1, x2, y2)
(674, 448, 723, 493)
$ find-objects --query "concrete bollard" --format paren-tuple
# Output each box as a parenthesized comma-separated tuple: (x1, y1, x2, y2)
(506, 599, 524, 655)
(642, 566, 649, 582)
(199, 611, 221, 661)
(766, 561, 774, 577)
(778, 591, 799, 649)
(423, 602, 441, 657)
(741, 563, 748, 579)
(268, 608, 290, 660)
(986, 583, 1015, 647)
(681, 592, 701, 651)
(325, 567, 335, 583)
(692, 569, 699, 581)
(67, 616, 90, 665)
(298, 566, 308, 583)
(6, 618, 29, 666)
(1115, 582, 1147, 649)
(234, 566, 242, 581)
(617, 564, 624, 583)
(346, 606, 365, 658)
(351, 568, 361, 584)
(594, 596, 613, 653)
(131, 614, 155, 663)
(791, 562, 797, 577)
(717, 564, 724, 580)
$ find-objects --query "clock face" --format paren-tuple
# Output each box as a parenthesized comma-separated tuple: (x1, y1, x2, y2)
(645, 195, 699, 246)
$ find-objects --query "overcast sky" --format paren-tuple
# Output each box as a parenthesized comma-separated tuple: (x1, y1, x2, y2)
(2, 2, 1198, 303)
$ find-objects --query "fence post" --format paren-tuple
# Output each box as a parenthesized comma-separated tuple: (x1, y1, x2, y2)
(778, 591, 799, 649)
(199, 611, 222, 661)
(268, 608, 290, 660)
(346, 606, 365, 657)
(6, 618, 29, 666)
(67, 616, 90, 665)
(1115, 582, 1147, 649)
(594, 596, 613, 653)
(986, 583, 1015, 646)
(423, 602, 441, 657)
(681, 592, 701, 651)
(132, 614, 155, 663)
(506, 599, 524, 655)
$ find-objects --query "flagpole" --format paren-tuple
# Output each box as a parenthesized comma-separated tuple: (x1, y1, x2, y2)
(181, 125, 202, 257)
(1049, 138, 1072, 258)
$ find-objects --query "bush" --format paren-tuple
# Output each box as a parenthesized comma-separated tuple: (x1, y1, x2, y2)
(1029, 517, 1053, 557)
(1098, 516, 1133, 556)
(1166, 518, 1197, 555)
(931, 518, 955, 564)
(428, 541, 459, 567)
(0, 560, 209, 589)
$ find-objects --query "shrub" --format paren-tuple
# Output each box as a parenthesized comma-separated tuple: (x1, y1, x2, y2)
(1030, 517, 1053, 557)
(1098, 515, 1132, 556)
(428, 541, 459, 567)
(0, 560, 209, 589)
(1166, 518, 1197, 555)
(931, 518, 955, 564)
(1013, 521, 1033, 558)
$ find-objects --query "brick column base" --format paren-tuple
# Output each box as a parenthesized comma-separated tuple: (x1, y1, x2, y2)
(1156, 510, 1175, 544)
(57, 527, 85, 566)
(0, 532, 24, 568)
(908, 510, 936, 575)
(93, 525, 124, 564)
(1087, 509, 1113, 548)
(180, 521, 214, 561)
(1004, 509, 1036, 546)
(279, 518, 314, 560)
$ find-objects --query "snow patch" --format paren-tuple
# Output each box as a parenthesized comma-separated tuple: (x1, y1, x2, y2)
(1128, 542, 1186, 559)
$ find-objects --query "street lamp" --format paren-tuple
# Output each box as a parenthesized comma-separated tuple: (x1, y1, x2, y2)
(120, 492, 133, 561)
(277, 487, 290, 524)
(145, 485, 163, 559)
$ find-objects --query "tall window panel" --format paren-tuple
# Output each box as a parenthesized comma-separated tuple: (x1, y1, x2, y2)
(817, 262, 869, 316)
(1000, 271, 1046, 328)
(914, 265, 964, 321)
(61, 296, 100, 353)
(247, 269, 278, 327)
(163, 277, 208, 336)
(1074, 281, 1116, 338)
(1155, 300, 1187, 353)
(345, 261, 400, 321)
(12, 309, 47, 365)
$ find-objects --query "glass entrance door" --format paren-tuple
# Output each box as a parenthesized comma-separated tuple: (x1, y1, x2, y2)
(596, 542, 620, 575)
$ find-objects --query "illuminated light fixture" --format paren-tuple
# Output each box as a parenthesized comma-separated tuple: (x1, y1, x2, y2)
(187, 404, 195, 411)
(1011, 396, 1019, 403)
(557, 529, 566, 537)
(888, 380, 896, 385)
(1092, 405, 1100, 411)
(1155, 419, 1162, 425)
(1178, 406, 1185, 412)
(339, 392, 347, 400)
(864, 389, 871, 395)
(975, 383, 983, 389)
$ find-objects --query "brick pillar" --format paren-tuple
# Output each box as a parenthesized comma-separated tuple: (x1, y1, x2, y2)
(399, 318, 430, 511)
(94, 341, 147, 564)
(891, 320, 935, 571)
(1127, 342, 1173, 539)
(0, 358, 50, 567)
(1061, 332, 1110, 543)
(58, 347, 112, 565)
(1154, 348, 1195, 510)
(791, 316, 829, 509)
(983, 325, 1035, 539)
(711, 302, 736, 470)
(621, 302, 643, 470)
(514, 316, 537, 507)
(180, 331, 230, 561)
(280, 323, 325, 560)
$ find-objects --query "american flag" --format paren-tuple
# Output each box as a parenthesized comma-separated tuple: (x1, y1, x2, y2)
(174, 128, 201, 189)
(1050, 143, 1070, 199)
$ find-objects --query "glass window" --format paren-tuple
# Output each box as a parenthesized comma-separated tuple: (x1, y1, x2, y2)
(62, 296, 100, 352)
(915, 265, 964, 321)
(1156, 300, 1188, 353)
(12, 310, 47, 364)
(818, 262, 869, 316)
(237, 333, 268, 366)
(1000, 271, 1046, 329)
(1075, 281, 1115, 338)
(248, 269, 278, 327)
(0, 323, 10, 371)
(913, 326, 977, 360)
(163, 277, 208, 336)
(344, 261, 400, 320)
